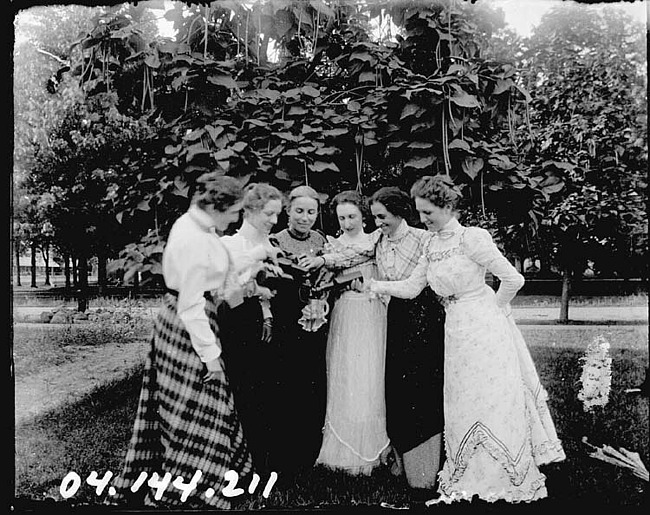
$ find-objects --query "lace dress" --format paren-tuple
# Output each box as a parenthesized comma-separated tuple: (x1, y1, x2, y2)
(316, 234, 390, 475)
(371, 218, 566, 503)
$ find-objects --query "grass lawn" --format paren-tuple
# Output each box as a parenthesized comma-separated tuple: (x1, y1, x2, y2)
(13, 326, 648, 512)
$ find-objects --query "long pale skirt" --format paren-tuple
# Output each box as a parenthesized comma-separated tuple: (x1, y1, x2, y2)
(316, 291, 390, 475)
(436, 288, 565, 503)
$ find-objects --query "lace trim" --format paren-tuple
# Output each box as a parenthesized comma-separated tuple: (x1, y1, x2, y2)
(523, 381, 567, 464)
(435, 473, 547, 504)
(438, 421, 549, 503)
(446, 422, 533, 487)
(322, 421, 390, 463)
(426, 229, 467, 263)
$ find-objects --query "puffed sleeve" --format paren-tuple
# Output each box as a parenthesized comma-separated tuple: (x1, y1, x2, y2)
(321, 230, 378, 269)
(369, 250, 429, 300)
(464, 227, 524, 308)
(221, 235, 268, 269)
(221, 234, 267, 285)
(173, 239, 225, 363)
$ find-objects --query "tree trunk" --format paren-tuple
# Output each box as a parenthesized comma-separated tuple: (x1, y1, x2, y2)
(97, 252, 107, 296)
(133, 271, 140, 296)
(559, 266, 571, 323)
(64, 254, 71, 289)
(77, 253, 89, 312)
(42, 245, 51, 286)
(30, 243, 37, 288)
(15, 240, 21, 286)
(72, 257, 78, 288)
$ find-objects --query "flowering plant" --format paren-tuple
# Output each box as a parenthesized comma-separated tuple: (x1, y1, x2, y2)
(578, 334, 612, 412)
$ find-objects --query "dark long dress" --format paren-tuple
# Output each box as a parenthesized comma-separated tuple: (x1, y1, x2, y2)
(269, 229, 328, 478)
(218, 296, 280, 474)
(385, 287, 445, 454)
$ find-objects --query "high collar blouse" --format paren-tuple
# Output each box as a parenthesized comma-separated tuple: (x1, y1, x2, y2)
(371, 218, 525, 308)
(221, 220, 274, 282)
(321, 219, 432, 282)
(162, 206, 264, 363)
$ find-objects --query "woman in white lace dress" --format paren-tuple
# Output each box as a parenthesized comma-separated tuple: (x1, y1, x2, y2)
(370, 176, 566, 504)
(315, 190, 390, 475)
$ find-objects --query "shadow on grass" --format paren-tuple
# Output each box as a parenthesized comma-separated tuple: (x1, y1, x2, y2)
(13, 345, 649, 513)
(14, 364, 144, 508)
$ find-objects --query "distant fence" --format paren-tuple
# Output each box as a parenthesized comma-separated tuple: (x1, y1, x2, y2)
(12, 278, 647, 300)
(518, 278, 647, 296)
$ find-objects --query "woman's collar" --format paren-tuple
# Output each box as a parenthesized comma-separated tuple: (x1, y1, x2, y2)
(238, 219, 269, 244)
(432, 217, 462, 239)
(286, 226, 311, 241)
(387, 219, 409, 242)
(188, 205, 215, 230)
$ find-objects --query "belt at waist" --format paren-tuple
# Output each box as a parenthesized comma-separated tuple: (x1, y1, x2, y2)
(165, 288, 213, 300)
(439, 285, 492, 306)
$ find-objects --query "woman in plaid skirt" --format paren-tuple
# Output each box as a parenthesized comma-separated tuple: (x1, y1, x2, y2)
(110, 174, 279, 509)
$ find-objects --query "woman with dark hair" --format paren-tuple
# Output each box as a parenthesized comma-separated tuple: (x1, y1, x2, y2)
(300, 186, 445, 497)
(370, 175, 565, 503)
(267, 185, 329, 478)
(218, 183, 284, 474)
(315, 190, 390, 475)
(110, 174, 278, 508)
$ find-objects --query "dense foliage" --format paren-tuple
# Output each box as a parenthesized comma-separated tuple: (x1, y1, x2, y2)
(13, 0, 647, 307)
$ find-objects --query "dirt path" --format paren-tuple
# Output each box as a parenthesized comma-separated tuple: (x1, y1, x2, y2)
(14, 338, 149, 426)
(13, 318, 648, 427)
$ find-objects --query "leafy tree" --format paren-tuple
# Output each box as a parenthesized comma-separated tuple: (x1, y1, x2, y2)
(521, 3, 647, 320)
(16, 1, 552, 298)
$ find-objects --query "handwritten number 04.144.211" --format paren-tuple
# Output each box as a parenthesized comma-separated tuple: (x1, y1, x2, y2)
(59, 469, 278, 502)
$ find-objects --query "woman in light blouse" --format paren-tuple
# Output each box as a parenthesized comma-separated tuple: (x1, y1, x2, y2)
(218, 182, 284, 474)
(111, 174, 277, 508)
(300, 187, 445, 498)
(369, 176, 565, 504)
(315, 190, 390, 476)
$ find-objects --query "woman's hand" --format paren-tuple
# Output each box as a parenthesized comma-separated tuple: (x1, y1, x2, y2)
(262, 317, 273, 343)
(265, 246, 283, 265)
(350, 278, 366, 292)
(257, 285, 275, 301)
(298, 255, 325, 270)
(203, 358, 225, 383)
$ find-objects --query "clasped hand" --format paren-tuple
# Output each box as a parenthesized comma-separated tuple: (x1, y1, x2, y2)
(265, 246, 283, 265)
(203, 357, 225, 383)
(297, 254, 324, 270)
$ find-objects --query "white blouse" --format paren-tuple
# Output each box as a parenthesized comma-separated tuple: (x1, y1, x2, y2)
(221, 219, 275, 319)
(162, 206, 266, 363)
(371, 217, 524, 310)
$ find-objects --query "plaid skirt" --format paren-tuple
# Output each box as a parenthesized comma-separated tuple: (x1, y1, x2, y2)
(109, 293, 253, 509)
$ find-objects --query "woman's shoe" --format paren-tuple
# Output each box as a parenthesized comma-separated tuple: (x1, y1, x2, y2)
(389, 448, 404, 477)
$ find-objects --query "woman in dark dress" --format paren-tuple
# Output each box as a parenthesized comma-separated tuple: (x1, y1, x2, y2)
(218, 183, 284, 474)
(269, 185, 329, 478)
(110, 174, 275, 508)
(300, 187, 445, 496)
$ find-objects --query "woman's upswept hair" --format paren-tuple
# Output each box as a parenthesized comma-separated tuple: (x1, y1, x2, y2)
(410, 175, 462, 209)
(330, 190, 370, 219)
(193, 173, 244, 211)
(242, 182, 283, 212)
(288, 185, 321, 208)
(370, 186, 413, 220)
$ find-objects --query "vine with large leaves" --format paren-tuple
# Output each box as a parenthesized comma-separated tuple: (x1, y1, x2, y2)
(22, 0, 646, 292)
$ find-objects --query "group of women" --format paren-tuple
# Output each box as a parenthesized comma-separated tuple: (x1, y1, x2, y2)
(110, 171, 566, 509)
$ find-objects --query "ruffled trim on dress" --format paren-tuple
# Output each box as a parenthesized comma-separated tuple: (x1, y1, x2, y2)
(432, 473, 547, 505)
(442, 421, 534, 487)
(317, 421, 390, 475)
